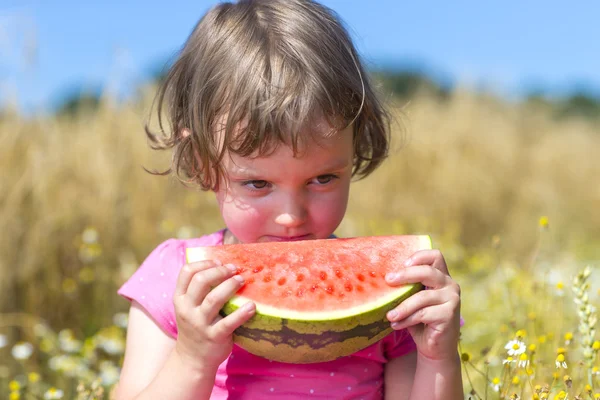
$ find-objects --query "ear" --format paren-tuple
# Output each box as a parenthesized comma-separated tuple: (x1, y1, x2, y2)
(180, 128, 192, 139)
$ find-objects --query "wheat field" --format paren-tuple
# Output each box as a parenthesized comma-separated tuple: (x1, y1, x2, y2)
(0, 84, 599, 399)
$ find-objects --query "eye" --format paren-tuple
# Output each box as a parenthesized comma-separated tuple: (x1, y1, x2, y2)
(242, 180, 270, 190)
(312, 174, 338, 185)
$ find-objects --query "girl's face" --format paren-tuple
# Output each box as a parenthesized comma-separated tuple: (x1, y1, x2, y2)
(215, 121, 354, 244)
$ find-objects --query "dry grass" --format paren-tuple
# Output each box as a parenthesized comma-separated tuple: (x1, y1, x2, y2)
(0, 85, 599, 398)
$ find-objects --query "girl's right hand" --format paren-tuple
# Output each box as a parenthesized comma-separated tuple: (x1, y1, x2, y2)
(173, 260, 256, 373)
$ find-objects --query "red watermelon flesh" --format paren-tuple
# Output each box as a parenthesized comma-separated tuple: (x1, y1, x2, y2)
(186, 235, 431, 314)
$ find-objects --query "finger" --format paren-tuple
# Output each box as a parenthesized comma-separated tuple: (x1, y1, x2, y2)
(386, 287, 452, 322)
(201, 274, 246, 322)
(405, 249, 450, 276)
(185, 264, 238, 306)
(385, 264, 449, 289)
(175, 260, 223, 297)
(390, 302, 458, 331)
(210, 302, 256, 339)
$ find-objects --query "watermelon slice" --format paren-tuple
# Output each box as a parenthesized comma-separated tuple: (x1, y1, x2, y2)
(186, 235, 431, 363)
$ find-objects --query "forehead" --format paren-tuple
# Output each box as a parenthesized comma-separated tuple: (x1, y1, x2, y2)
(223, 122, 353, 175)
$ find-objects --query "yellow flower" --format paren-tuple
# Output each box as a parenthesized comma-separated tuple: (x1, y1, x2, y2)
(555, 354, 567, 369)
(516, 329, 527, 339)
(584, 384, 592, 393)
(9, 392, 20, 400)
(528, 344, 537, 352)
(61, 278, 77, 294)
(563, 332, 573, 343)
(8, 380, 20, 392)
(593, 341, 600, 350)
(512, 376, 520, 385)
(554, 391, 566, 400)
(28, 372, 41, 383)
(537, 335, 547, 344)
(539, 216, 549, 229)
(556, 347, 566, 355)
(555, 282, 564, 290)
(527, 312, 536, 321)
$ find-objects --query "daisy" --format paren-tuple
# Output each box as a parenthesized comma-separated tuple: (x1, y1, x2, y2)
(505, 340, 526, 356)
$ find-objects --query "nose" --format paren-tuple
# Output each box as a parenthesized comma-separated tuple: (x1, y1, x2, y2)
(274, 193, 307, 228)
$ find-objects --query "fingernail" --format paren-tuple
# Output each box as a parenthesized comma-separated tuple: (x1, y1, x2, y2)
(387, 310, 398, 320)
(404, 258, 412, 267)
(225, 264, 237, 272)
(233, 274, 245, 283)
(213, 259, 222, 266)
(386, 273, 398, 282)
(242, 302, 255, 312)
(391, 322, 401, 330)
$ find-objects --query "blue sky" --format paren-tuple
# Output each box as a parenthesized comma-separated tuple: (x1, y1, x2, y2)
(1, 0, 599, 113)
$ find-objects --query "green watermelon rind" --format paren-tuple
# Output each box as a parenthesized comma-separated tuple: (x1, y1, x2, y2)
(185, 235, 431, 363)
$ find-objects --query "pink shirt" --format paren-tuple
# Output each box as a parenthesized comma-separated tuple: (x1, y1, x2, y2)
(118, 229, 417, 399)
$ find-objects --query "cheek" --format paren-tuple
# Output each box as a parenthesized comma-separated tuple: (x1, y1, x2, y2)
(310, 185, 350, 227)
(217, 190, 269, 227)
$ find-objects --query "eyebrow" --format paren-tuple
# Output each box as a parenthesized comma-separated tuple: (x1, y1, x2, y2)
(228, 158, 351, 178)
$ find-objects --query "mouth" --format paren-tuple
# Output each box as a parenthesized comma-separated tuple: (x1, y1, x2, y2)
(263, 234, 313, 242)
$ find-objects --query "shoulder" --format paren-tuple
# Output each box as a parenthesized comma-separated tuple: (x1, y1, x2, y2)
(117, 229, 226, 337)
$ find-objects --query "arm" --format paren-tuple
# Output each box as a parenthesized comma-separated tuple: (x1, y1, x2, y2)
(384, 249, 464, 400)
(113, 302, 217, 400)
(384, 351, 462, 400)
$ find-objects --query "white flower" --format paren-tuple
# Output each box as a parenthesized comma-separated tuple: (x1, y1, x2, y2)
(503, 357, 516, 365)
(44, 387, 64, 399)
(0, 334, 7, 348)
(99, 337, 124, 355)
(11, 342, 34, 360)
(504, 340, 526, 356)
(112, 312, 129, 328)
(490, 377, 501, 392)
(99, 360, 121, 386)
(82, 227, 99, 244)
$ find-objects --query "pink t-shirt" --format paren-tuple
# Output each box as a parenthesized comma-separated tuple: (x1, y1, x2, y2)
(118, 229, 417, 399)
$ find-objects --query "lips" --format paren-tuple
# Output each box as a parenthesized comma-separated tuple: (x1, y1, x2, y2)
(263, 234, 313, 242)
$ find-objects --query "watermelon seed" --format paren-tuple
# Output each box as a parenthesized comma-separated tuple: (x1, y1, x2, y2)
(357, 285, 364, 292)
(310, 284, 319, 292)
(296, 273, 305, 282)
(344, 282, 353, 292)
(263, 273, 272, 282)
(356, 273, 365, 282)
(277, 277, 287, 286)
(325, 285, 334, 294)
(252, 266, 264, 273)
(335, 269, 343, 278)
(319, 271, 327, 280)
(369, 271, 377, 278)
(296, 288, 305, 297)
(247, 277, 255, 284)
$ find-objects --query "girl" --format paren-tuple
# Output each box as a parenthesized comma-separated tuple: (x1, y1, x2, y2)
(115, 1, 462, 399)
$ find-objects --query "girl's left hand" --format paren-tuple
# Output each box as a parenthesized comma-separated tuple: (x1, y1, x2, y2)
(385, 249, 461, 361)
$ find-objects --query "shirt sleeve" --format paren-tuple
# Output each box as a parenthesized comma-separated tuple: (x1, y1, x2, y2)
(117, 239, 185, 338)
(383, 329, 417, 360)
